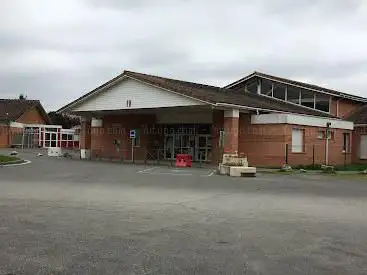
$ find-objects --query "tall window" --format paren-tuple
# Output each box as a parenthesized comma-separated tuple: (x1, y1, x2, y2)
(292, 128, 304, 153)
(343, 133, 351, 153)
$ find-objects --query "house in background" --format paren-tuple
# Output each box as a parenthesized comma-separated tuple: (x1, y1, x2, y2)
(0, 99, 79, 149)
(58, 70, 360, 167)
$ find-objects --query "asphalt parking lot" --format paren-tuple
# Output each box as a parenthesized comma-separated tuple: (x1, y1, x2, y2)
(1, 150, 367, 274)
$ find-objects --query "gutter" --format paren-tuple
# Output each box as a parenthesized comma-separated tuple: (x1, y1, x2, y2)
(215, 102, 284, 114)
(215, 102, 336, 119)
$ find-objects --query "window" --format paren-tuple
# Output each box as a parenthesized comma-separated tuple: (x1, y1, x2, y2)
(315, 94, 330, 113)
(300, 90, 315, 108)
(273, 84, 286, 100)
(360, 135, 367, 159)
(260, 79, 273, 96)
(342, 133, 351, 153)
(292, 128, 304, 153)
(317, 130, 325, 139)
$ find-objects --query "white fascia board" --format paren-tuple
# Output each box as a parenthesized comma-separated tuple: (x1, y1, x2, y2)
(251, 113, 354, 130)
(9, 122, 24, 128)
(25, 124, 63, 128)
(224, 109, 240, 118)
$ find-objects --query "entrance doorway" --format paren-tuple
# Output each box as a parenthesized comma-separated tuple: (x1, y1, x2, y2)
(162, 124, 212, 162)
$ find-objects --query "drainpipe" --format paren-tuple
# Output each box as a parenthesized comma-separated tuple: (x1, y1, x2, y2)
(325, 122, 331, 165)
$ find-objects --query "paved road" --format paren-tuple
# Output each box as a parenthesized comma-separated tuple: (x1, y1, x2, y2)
(0, 150, 367, 274)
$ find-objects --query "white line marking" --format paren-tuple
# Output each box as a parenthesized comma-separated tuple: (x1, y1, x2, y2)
(140, 172, 193, 176)
(137, 167, 156, 173)
(1, 160, 32, 167)
(203, 171, 215, 177)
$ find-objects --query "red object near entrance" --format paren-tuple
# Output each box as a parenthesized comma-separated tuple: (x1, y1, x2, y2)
(175, 154, 192, 168)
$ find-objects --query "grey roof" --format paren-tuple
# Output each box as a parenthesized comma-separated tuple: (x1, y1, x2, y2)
(0, 99, 50, 123)
(225, 71, 367, 103)
(58, 70, 335, 118)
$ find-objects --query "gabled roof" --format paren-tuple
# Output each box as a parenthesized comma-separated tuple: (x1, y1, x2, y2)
(58, 70, 334, 117)
(225, 71, 367, 103)
(347, 104, 367, 124)
(0, 99, 50, 123)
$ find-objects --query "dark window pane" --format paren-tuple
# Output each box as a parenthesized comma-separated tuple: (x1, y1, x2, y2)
(273, 84, 286, 100)
(300, 89, 314, 108)
(260, 80, 273, 96)
(315, 94, 330, 112)
(287, 87, 300, 104)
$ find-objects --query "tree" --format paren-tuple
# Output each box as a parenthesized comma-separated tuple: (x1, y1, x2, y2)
(48, 112, 80, 129)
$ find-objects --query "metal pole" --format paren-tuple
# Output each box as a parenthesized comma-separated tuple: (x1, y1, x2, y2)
(325, 123, 331, 166)
(21, 128, 25, 152)
(344, 146, 347, 167)
(313, 144, 315, 168)
(325, 137, 329, 165)
(131, 139, 134, 163)
(285, 144, 288, 165)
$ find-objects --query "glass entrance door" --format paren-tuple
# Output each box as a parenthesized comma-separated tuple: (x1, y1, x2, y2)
(195, 135, 212, 162)
(164, 133, 211, 162)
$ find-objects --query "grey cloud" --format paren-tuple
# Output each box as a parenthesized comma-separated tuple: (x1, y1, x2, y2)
(1, 0, 367, 111)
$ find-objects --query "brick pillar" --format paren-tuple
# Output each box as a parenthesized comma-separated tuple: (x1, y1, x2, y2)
(223, 109, 239, 154)
(212, 110, 224, 165)
(80, 117, 92, 159)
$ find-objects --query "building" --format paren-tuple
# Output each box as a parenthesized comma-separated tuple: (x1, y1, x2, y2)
(58, 70, 364, 167)
(348, 105, 367, 163)
(0, 99, 79, 149)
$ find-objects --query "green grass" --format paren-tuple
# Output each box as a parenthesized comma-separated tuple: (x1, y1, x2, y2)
(291, 164, 367, 172)
(334, 164, 367, 172)
(0, 154, 19, 163)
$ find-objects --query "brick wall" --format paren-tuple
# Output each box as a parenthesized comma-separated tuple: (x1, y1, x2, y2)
(238, 114, 288, 167)
(17, 107, 47, 124)
(238, 114, 352, 167)
(285, 125, 352, 167)
(211, 110, 224, 165)
(90, 114, 156, 161)
(330, 98, 362, 118)
(0, 125, 9, 148)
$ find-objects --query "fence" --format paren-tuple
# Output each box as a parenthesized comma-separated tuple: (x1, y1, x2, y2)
(10, 128, 40, 149)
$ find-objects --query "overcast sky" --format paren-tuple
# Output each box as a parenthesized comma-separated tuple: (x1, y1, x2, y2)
(1, 0, 367, 111)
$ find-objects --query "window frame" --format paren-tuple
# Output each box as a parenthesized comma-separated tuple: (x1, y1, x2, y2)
(291, 128, 305, 153)
(342, 132, 351, 153)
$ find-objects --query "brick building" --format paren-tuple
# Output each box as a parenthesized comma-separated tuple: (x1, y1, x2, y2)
(58, 70, 365, 167)
(0, 99, 50, 148)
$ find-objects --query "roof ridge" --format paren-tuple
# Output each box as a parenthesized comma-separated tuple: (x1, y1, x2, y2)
(124, 70, 222, 90)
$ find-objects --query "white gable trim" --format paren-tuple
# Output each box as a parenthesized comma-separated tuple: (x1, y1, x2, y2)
(63, 74, 213, 113)
(126, 76, 213, 106)
(251, 113, 354, 130)
(72, 78, 208, 112)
